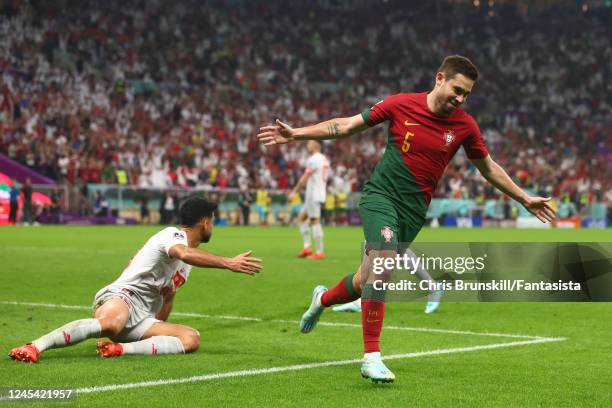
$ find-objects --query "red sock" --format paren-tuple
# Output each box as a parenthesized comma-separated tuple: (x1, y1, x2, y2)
(362, 300, 386, 353)
(321, 273, 360, 307)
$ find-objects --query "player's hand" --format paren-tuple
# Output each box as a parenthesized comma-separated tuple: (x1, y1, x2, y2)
(287, 191, 296, 202)
(257, 119, 295, 146)
(523, 197, 556, 223)
(227, 250, 262, 275)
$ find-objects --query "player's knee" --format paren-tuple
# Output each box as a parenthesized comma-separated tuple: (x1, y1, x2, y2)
(97, 317, 125, 338)
(356, 281, 364, 292)
(180, 329, 200, 353)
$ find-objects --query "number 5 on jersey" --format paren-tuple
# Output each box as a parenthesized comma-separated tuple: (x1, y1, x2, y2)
(402, 120, 419, 152)
(402, 130, 415, 152)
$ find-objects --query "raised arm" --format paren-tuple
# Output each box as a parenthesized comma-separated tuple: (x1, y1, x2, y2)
(168, 245, 262, 275)
(257, 114, 369, 146)
(471, 155, 556, 223)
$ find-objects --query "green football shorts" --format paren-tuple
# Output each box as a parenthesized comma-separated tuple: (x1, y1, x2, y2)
(359, 196, 423, 252)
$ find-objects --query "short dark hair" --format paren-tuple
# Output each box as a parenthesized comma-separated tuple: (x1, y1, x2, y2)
(438, 55, 479, 81)
(179, 197, 217, 227)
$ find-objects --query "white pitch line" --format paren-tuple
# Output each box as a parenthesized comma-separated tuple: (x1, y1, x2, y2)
(172, 312, 261, 322)
(271, 319, 553, 340)
(76, 337, 565, 394)
(0, 301, 262, 322)
(0, 300, 562, 340)
(0, 301, 90, 310)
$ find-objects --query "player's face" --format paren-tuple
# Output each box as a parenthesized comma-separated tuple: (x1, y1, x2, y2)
(200, 218, 213, 243)
(436, 73, 474, 115)
(306, 140, 318, 154)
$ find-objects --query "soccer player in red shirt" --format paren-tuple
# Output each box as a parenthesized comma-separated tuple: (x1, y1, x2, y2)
(258, 55, 555, 382)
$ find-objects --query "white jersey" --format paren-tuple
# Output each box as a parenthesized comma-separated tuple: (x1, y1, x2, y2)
(305, 152, 329, 203)
(106, 227, 192, 315)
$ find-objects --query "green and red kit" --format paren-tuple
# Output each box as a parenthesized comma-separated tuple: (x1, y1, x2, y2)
(359, 92, 489, 247)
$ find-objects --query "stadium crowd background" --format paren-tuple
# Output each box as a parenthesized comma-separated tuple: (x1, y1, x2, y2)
(0, 0, 610, 221)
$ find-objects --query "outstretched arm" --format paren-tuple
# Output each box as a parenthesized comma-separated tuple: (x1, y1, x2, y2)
(168, 245, 262, 275)
(471, 155, 556, 223)
(257, 114, 369, 146)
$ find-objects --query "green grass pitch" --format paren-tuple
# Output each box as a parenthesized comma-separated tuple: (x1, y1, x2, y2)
(0, 226, 610, 407)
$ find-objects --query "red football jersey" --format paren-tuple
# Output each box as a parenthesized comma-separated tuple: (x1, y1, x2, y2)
(362, 92, 489, 209)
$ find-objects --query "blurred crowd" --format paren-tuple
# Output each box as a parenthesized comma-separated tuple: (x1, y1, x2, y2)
(0, 0, 610, 212)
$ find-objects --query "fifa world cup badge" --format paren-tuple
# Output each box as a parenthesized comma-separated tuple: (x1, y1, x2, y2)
(381, 226, 394, 243)
(443, 130, 456, 151)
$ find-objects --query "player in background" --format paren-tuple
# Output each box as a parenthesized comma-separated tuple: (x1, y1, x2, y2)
(9, 197, 262, 363)
(255, 182, 271, 226)
(258, 55, 555, 382)
(323, 184, 336, 226)
(333, 246, 444, 314)
(288, 140, 330, 260)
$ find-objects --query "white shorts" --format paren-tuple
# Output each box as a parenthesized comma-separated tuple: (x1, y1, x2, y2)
(301, 198, 323, 219)
(93, 286, 160, 343)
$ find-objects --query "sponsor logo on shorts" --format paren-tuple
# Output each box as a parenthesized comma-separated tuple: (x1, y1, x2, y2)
(381, 226, 394, 243)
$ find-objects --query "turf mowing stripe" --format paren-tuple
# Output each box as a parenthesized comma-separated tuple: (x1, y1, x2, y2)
(75, 337, 566, 394)
(0, 300, 562, 340)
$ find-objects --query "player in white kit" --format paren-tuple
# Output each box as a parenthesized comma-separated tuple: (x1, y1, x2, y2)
(288, 140, 329, 260)
(9, 197, 262, 363)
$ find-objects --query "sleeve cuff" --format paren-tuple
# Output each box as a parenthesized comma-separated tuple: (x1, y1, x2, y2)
(360, 109, 372, 127)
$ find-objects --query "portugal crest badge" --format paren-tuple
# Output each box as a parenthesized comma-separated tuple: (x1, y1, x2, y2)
(442, 130, 456, 150)
(381, 226, 394, 243)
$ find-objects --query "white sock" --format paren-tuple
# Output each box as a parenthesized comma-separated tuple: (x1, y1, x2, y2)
(364, 351, 381, 361)
(299, 221, 311, 248)
(32, 319, 102, 352)
(121, 336, 185, 355)
(404, 247, 434, 287)
(315, 291, 324, 308)
(312, 223, 324, 253)
(352, 298, 362, 307)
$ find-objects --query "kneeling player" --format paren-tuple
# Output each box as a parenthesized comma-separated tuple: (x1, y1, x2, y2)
(9, 197, 262, 363)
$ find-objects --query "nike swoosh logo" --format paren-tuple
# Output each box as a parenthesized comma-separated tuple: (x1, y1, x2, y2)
(404, 121, 421, 126)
